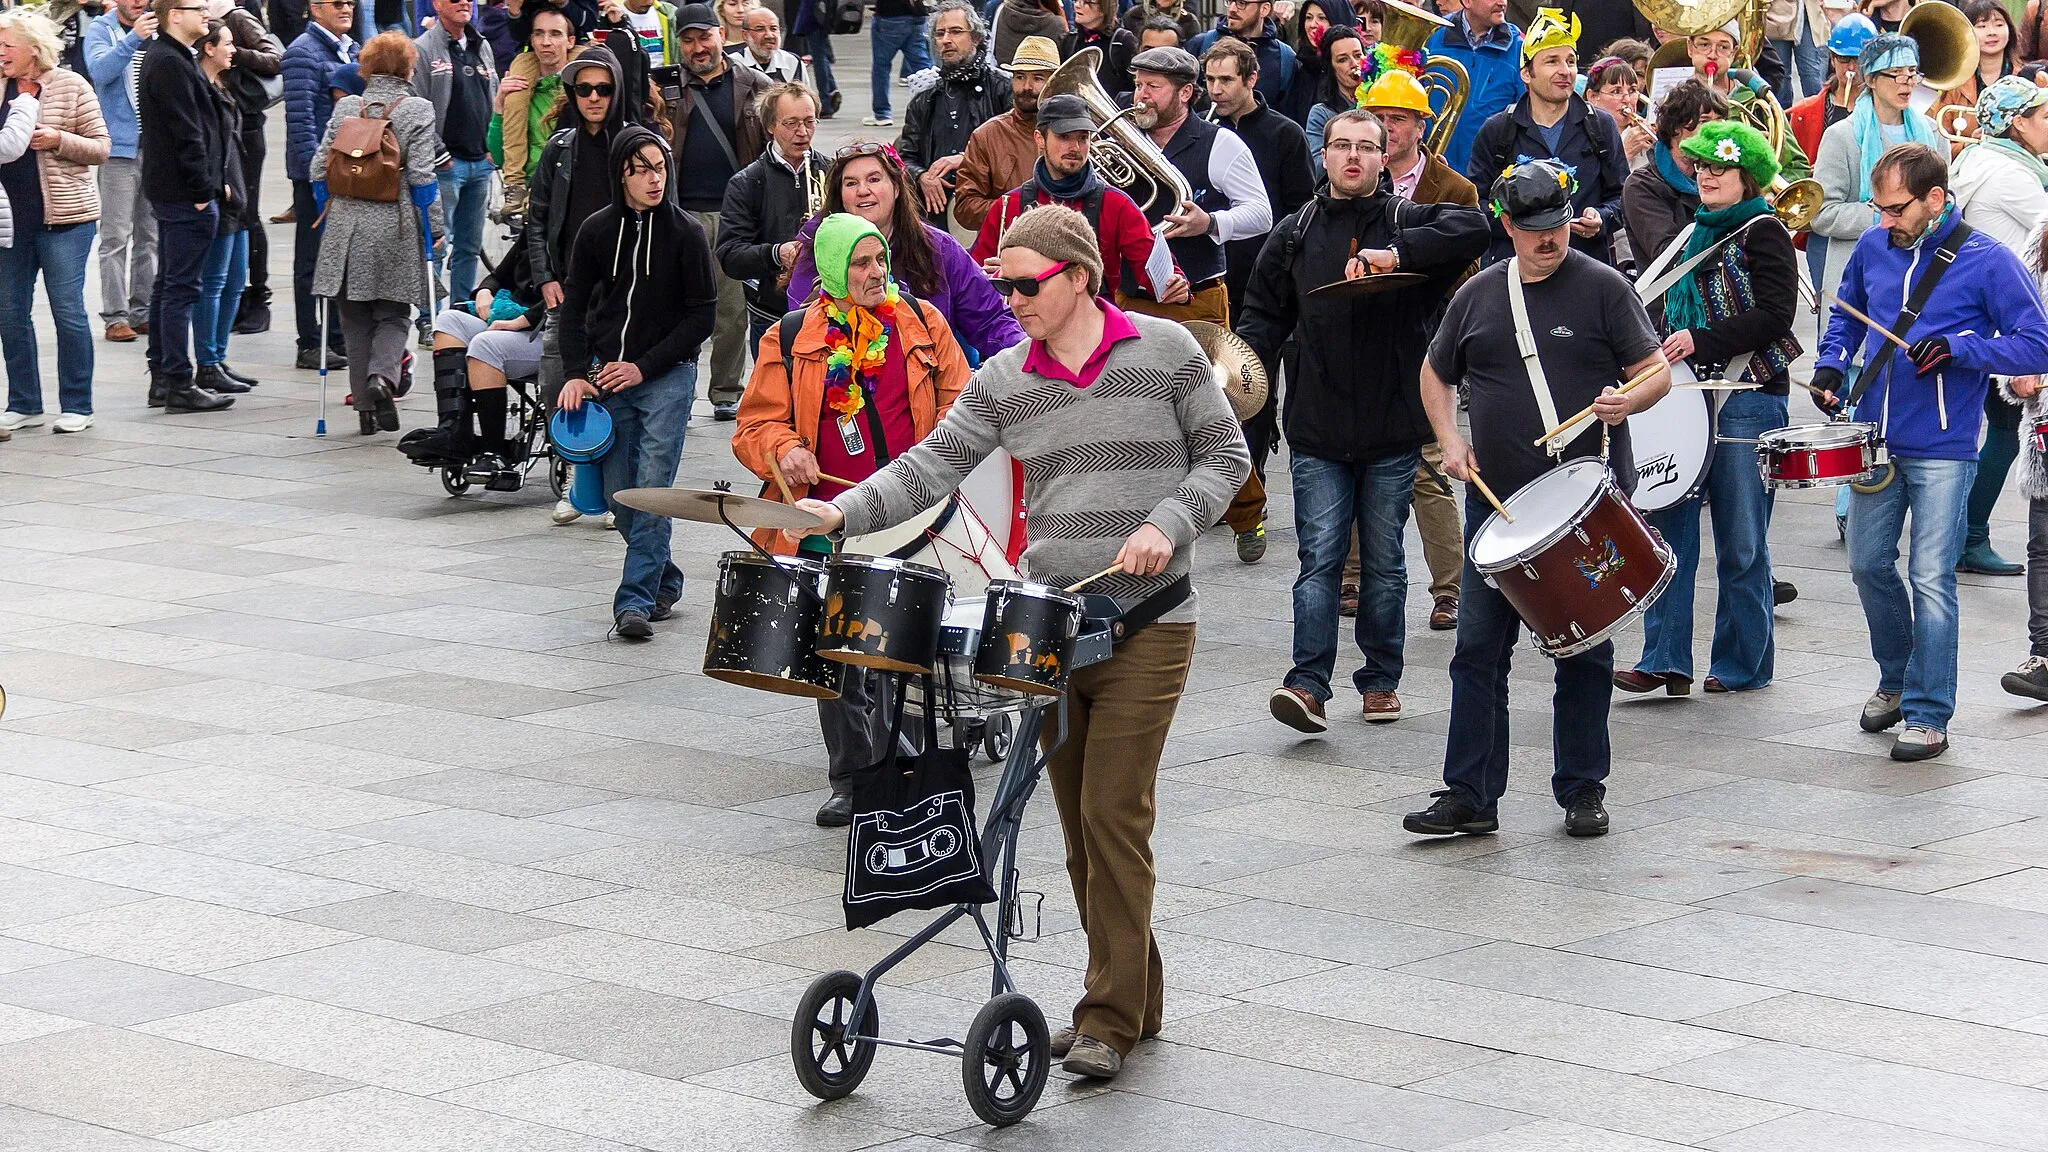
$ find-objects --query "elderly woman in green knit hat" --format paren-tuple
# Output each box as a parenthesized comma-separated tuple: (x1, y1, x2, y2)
(1617, 116, 1803, 700)
(734, 211, 970, 827)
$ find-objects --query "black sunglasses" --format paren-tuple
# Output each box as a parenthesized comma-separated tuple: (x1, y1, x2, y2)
(572, 82, 616, 98)
(993, 261, 1070, 298)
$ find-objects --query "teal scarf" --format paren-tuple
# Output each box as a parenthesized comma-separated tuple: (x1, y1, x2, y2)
(1653, 141, 1696, 196)
(1665, 196, 1773, 336)
(1980, 135, 2048, 190)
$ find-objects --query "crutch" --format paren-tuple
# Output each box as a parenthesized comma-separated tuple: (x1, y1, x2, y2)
(316, 295, 329, 437)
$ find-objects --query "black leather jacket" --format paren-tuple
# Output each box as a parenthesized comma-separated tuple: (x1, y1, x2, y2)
(896, 62, 1011, 221)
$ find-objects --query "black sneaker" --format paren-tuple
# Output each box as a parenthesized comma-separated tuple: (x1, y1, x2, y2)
(614, 610, 654, 640)
(1402, 791, 1498, 836)
(1564, 793, 1610, 837)
(296, 346, 347, 370)
(650, 595, 677, 622)
(713, 402, 739, 421)
(2003, 655, 2048, 702)
(1773, 580, 1797, 605)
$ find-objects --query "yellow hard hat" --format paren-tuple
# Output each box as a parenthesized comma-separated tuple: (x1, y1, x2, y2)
(1360, 70, 1432, 117)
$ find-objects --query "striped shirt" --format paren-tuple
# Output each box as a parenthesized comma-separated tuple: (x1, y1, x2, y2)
(835, 312, 1251, 623)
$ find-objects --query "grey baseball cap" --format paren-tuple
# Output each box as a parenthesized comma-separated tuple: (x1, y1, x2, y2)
(1035, 94, 1095, 135)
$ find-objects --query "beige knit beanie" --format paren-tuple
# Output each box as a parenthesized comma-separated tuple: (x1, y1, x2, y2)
(996, 204, 1106, 297)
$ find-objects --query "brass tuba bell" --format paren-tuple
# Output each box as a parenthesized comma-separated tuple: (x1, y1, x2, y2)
(1040, 47, 1195, 214)
(1374, 0, 1471, 157)
(1900, 0, 1980, 92)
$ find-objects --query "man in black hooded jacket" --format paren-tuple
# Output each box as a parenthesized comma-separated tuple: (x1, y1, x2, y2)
(1238, 108, 1490, 733)
(558, 124, 718, 641)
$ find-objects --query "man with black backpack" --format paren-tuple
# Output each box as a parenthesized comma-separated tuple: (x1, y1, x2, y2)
(1238, 108, 1488, 732)
(966, 94, 1186, 305)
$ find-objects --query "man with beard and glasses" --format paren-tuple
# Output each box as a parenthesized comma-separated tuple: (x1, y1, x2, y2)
(726, 5, 802, 84)
(897, 0, 1009, 227)
(664, 1, 767, 419)
(952, 33, 1057, 231)
(1117, 45, 1270, 327)
(1406, 157, 1668, 840)
(1240, 109, 1489, 733)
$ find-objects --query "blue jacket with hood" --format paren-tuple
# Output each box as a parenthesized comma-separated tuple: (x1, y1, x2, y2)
(1819, 205, 2048, 461)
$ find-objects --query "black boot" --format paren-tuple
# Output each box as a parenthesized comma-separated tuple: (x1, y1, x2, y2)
(231, 288, 271, 335)
(164, 380, 233, 412)
(216, 362, 260, 387)
(370, 374, 400, 432)
(147, 372, 166, 408)
(195, 363, 251, 395)
(472, 385, 510, 460)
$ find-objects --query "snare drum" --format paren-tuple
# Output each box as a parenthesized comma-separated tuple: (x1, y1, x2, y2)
(1757, 422, 1887, 489)
(1469, 460, 1677, 659)
(816, 555, 952, 673)
(974, 580, 1085, 696)
(703, 552, 842, 699)
(1625, 386, 1714, 512)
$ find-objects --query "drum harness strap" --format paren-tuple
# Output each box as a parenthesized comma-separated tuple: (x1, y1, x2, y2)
(1505, 257, 1568, 460)
(1844, 221, 1974, 424)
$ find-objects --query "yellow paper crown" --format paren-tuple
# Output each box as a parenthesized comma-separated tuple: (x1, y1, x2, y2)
(1522, 7, 1581, 62)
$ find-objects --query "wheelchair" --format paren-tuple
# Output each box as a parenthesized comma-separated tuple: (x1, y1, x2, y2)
(407, 371, 568, 499)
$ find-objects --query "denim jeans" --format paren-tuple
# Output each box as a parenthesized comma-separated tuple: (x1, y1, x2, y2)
(436, 157, 495, 305)
(599, 359, 697, 617)
(805, 26, 837, 100)
(1635, 389, 1786, 688)
(1443, 493, 1613, 811)
(146, 200, 220, 384)
(1285, 449, 1419, 700)
(1769, 24, 1825, 106)
(0, 221, 97, 416)
(1847, 455, 1976, 732)
(194, 230, 249, 368)
(868, 15, 930, 118)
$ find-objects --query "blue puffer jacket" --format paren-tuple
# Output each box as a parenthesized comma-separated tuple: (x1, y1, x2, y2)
(82, 10, 144, 159)
(283, 24, 355, 181)
(1426, 12, 1524, 179)
(1820, 206, 2048, 461)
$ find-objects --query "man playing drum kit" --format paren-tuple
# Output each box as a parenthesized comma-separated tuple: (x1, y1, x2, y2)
(733, 212, 974, 826)
(789, 205, 1251, 1081)
(1815, 142, 2048, 762)
(1407, 157, 1670, 839)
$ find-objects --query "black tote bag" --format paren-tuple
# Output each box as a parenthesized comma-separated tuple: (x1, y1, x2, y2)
(842, 680, 996, 930)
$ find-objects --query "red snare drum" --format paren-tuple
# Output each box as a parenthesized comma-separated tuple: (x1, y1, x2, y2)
(1469, 461, 1677, 659)
(1757, 422, 1887, 489)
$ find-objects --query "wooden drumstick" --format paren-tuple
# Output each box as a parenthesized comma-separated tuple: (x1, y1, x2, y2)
(815, 470, 861, 488)
(1468, 465, 1515, 524)
(1064, 562, 1128, 593)
(1828, 294, 1915, 353)
(1536, 358, 1669, 447)
(765, 456, 799, 506)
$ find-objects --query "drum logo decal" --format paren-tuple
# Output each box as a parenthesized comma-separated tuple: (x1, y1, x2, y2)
(1550, 326, 1574, 337)
(1006, 633, 1062, 676)
(1574, 538, 1626, 588)
(1638, 451, 1679, 493)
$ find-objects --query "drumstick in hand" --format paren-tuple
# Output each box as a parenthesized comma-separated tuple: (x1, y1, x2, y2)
(815, 470, 861, 489)
(1828, 295, 1914, 353)
(1468, 465, 1515, 524)
(1536, 358, 1669, 447)
(765, 456, 799, 506)
(1064, 562, 1128, 593)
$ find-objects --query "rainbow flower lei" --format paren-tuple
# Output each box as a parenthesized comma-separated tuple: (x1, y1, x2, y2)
(823, 281, 901, 420)
(1353, 43, 1425, 107)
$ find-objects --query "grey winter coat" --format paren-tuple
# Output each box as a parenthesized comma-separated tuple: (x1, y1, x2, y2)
(310, 74, 445, 308)
(2001, 370, 2048, 500)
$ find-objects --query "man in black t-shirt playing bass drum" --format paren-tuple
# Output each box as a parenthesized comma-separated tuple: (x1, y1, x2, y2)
(1408, 158, 1670, 841)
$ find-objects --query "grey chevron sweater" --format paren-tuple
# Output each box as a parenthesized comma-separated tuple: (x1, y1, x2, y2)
(835, 313, 1252, 623)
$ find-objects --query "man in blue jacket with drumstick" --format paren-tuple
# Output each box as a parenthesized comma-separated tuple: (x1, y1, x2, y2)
(1815, 142, 2048, 762)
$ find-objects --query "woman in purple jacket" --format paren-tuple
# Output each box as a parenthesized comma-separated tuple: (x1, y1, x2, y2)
(786, 142, 1024, 360)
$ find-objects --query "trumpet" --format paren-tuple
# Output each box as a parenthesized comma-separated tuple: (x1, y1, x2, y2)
(805, 161, 829, 217)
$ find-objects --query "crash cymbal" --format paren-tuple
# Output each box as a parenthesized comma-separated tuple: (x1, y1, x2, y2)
(1306, 271, 1429, 298)
(614, 485, 827, 531)
(1186, 321, 1269, 421)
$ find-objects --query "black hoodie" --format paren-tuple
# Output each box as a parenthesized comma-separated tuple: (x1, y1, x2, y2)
(526, 46, 636, 288)
(559, 125, 718, 381)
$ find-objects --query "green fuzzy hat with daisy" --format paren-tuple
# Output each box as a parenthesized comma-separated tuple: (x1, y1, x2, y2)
(1679, 119, 1779, 191)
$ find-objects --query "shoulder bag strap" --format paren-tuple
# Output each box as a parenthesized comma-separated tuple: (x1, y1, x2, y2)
(683, 83, 740, 171)
(1847, 221, 1975, 409)
(1505, 257, 1565, 458)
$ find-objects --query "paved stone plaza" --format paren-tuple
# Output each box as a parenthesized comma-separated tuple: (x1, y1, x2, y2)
(6, 39, 2048, 1152)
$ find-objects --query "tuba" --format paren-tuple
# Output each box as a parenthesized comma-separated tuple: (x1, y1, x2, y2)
(1377, 0, 1471, 157)
(1900, 0, 1980, 92)
(1041, 47, 1195, 214)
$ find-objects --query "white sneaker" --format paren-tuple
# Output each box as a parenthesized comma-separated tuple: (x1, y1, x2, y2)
(0, 410, 44, 431)
(861, 114, 893, 126)
(51, 412, 93, 433)
(603, 512, 617, 531)
(551, 499, 583, 525)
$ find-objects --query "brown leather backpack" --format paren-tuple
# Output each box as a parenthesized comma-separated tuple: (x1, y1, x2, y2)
(326, 98, 406, 203)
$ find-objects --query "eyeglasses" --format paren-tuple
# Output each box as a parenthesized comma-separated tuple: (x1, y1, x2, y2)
(1874, 66, 1920, 81)
(777, 117, 818, 130)
(315, 1, 355, 8)
(993, 261, 1070, 297)
(835, 140, 900, 164)
(572, 82, 616, 98)
(1324, 140, 1383, 156)
(1873, 196, 1920, 219)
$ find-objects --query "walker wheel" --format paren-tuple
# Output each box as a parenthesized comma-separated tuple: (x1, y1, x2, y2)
(960, 992, 1048, 1127)
(549, 457, 569, 499)
(791, 970, 877, 1100)
(981, 712, 1013, 763)
(441, 467, 471, 496)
